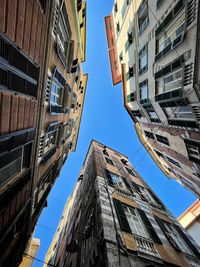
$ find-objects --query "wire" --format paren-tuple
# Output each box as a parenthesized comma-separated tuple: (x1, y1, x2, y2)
(23, 253, 55, 266)
(99, 88, 194, 205)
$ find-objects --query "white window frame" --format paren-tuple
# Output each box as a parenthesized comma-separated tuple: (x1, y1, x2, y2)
(44, 130, 58, 155)
(123, 205, 149, 238)
(50, 80, 63, 107)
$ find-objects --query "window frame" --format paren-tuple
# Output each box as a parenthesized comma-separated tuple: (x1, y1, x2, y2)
(122, 205, 149, 238)
(105, 157, 114, 166)
(155, 134, 170, 146)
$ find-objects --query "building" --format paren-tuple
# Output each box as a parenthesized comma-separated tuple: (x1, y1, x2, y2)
(30, 0, 88, 231)
(19, 237, 40, 267)
(0, 0, 87, 266)
(105, 0, 200, 197)
(0, 1, 51, 265)
(44, 140, 200, 267)
(178, 199, 200, 247)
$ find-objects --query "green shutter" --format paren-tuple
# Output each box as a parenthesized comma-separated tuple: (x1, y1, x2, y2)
(155, 216, 180, 250)
(105, 169, 113, 186)
(173, 224, 200, 258)
(113, 199, 131, 233)
(137, 209, 162, 244)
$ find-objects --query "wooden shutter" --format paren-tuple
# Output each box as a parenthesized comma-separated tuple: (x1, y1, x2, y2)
(122, 177, 132, 192)
(173, 224, 200, 258)
(137, 209, 162, 244)
(113, 199, 131, 233)
(155, 216, 180, 250)
(105, 169, 114, 186)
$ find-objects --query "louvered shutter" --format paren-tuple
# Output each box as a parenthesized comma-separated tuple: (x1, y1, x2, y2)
(122, 177, 132, 192)
(173, 224, 200, 258)
(155, 216, 180, 249)
(113, 199, 131, 233)
(137, 210, 162, 244)
(105, 169, 114, 186)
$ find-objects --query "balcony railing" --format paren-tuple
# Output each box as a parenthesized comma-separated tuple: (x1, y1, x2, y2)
(185, 254, 200, 267)
(114, 187, 135, 200)
(134, 235, 162, 260)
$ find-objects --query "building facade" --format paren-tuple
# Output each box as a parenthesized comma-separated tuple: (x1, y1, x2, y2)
(0, 1, 87, 266)
(45, 140, 200, 267)
(179, 199, 200, 247)
(105, 0, 200, 197)
(19, 237, 40, 267)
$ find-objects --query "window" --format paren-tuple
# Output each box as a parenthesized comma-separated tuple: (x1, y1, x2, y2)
(110, 172, 125, 189)
(119, 52, 123, 62)
(156, 0, 164, 9)
(138, 0, 149, 34)
(162, 222, 191, 253)
(121, 0, 129, 19)
(166, 156, 181, 168)
(44, 123, 60, 155)
(154, 149, 163, 157)
(105, 157, 114, 166)
(139, 80, 148, 101)
(163, 105, 195, 120)
(65, 120, 74, 139)
(123, 205, 148, 238)
(126, 66, 134, 80)
(156, 68, 182, 95)
(51, 82, 63, 106)
(50, 68, 66, 113)
(125, 167, 135, 176)
(103, 149, 109, 156)
(156, 13, 185, 55)
(144, 130, 154, 139)
(71, 93, 77, 109)
(116, 22, 120, 34)
(121, 159, 128, 166)
(127, 32, 133, 45)
(185, 141, 200, 163)
(142, 102, 160, 123)
(114, 2, 118, 12)
(44, 131, 58, 154)
(155, 134, 170, 146)
(178, 175, 195, 191)
(127, 93, 135, 103)
(0, 145, 31, 188)
(139, 44, 148, 75)
(56, 3, 74, 69)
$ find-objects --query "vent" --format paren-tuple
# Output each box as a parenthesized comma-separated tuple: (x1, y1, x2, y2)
(32, 189, 39, 212)
(52, 1, 60, 35)
(191, 105, 200, 121)
(45, 74, 51, 103)
(187, 0, 197, 27)
(184, 63, 193, 86)
(38, 135, 44, 158)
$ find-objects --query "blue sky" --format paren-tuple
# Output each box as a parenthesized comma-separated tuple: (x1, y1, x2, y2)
(33, 1, 197, 265)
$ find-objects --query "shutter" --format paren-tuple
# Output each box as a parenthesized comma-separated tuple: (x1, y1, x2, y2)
(155, 216, 180, 250)
(147, 189, 165, 209)
(122, 177, 132, 192)
(131, 181, 141, 194)
(131, 182, 146, 201)
(113, 199, 131, 233)
(137, 209, 162, 244)
(105, 169, 113, 186)
(173, 224, 200, 258)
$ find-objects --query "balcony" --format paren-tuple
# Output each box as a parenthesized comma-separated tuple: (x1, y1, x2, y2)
(185, 254, 200, 267)
(114, 187, 135, 200)
(134, 235, 162, 262)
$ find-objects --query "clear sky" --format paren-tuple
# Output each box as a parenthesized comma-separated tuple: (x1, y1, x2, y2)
(33, 1, 197, 266)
